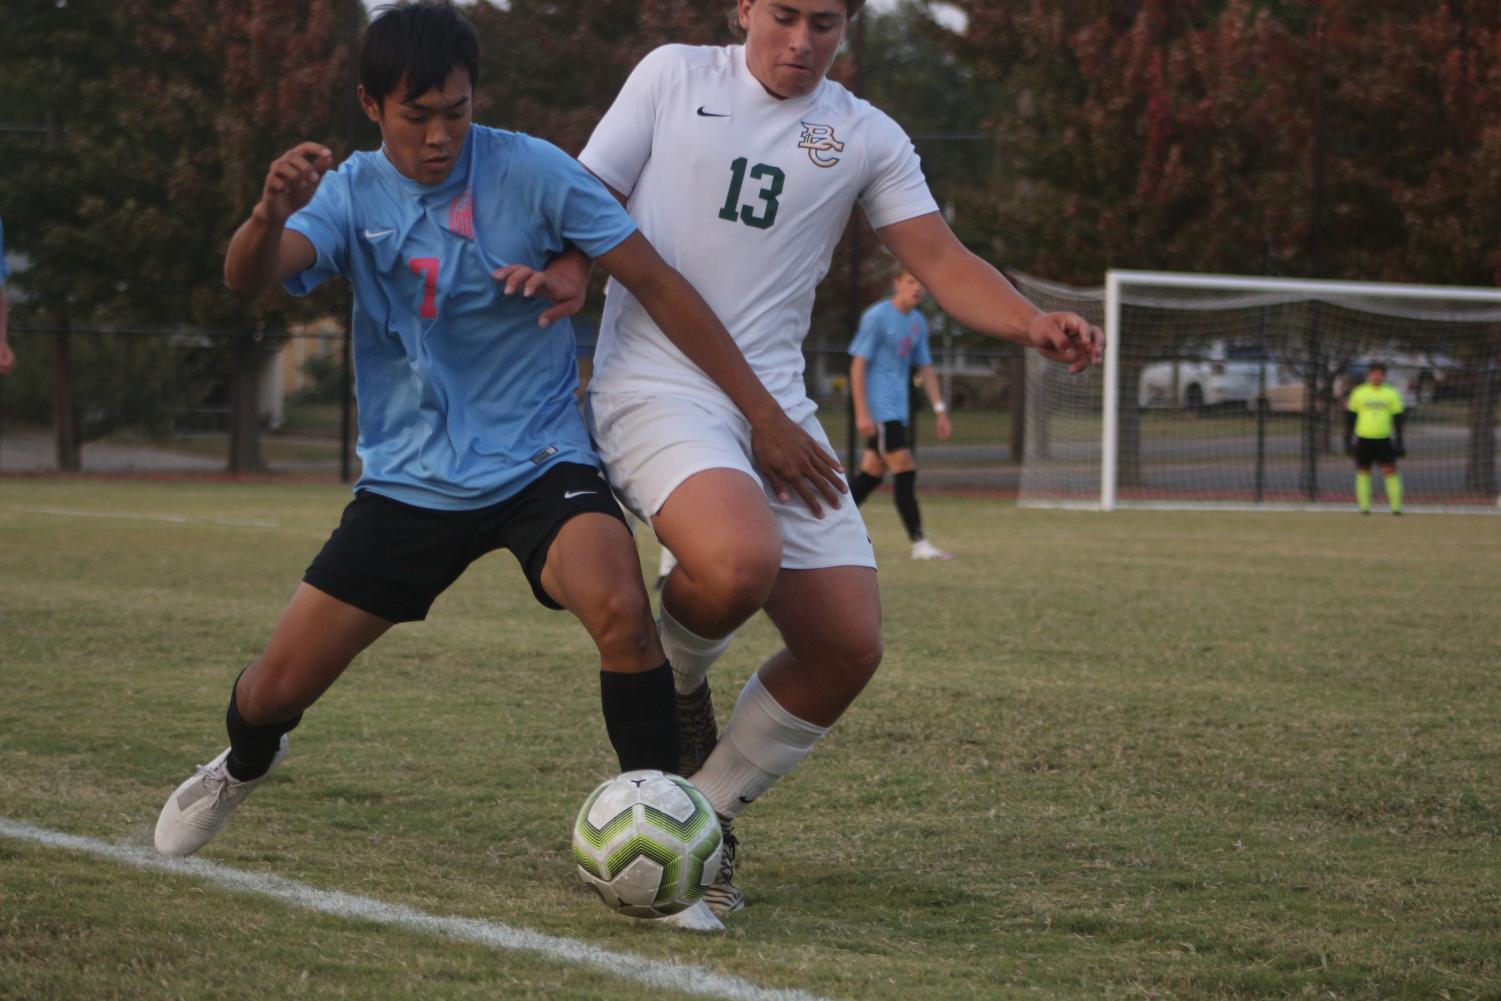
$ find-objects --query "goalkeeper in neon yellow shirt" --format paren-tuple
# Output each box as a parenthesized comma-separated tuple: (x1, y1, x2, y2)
(1344, 362, 1406, 514)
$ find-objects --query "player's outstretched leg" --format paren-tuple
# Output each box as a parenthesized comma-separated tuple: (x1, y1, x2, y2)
(155, 585, 391, 856)
(690, 566, 882, 912)
(653, 470, 782, 776)
(540, 511, 680, 776)
(543, 510, 722, 931)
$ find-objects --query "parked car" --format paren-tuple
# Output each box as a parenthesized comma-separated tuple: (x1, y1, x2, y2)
(1260, 351, 1448, 414)
(1138, 341, 1298, 410)
(1334, 353, 1444, 405)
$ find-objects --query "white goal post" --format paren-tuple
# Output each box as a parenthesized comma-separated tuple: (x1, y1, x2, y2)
(1011, 269, 1501, 513)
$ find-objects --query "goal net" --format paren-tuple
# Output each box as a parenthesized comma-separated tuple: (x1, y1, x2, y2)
(1011, 270, 1501, 513)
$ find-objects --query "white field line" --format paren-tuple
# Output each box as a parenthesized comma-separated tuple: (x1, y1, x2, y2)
(10, 505, 281, 529)
(0, 818, 839, 1001)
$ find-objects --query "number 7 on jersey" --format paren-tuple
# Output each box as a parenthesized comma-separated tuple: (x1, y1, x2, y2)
(409, 257, 440, 319)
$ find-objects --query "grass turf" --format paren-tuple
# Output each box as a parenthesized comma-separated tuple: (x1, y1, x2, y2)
(0, 478, 1497, 1000)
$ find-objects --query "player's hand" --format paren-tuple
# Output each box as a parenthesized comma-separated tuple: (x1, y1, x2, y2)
(1394, 443, 1406, 458)
(0, 342, 15, 376)
(492, 257, 588, 328)
(749, 410, 847, 517)
(1027, 312, 1104, 375)
(259, 142, 333, 224)
(1345, 438, 1357, 457)
(857, 415, 876, 439)
(935, 411, 952, 441)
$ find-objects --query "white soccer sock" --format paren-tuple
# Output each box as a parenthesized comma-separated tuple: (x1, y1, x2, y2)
(690, 672, 829, 819)
(659, 601, 733, 695)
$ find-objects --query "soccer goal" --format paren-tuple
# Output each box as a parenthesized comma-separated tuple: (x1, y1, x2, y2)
(1011, 269, 1501, 513)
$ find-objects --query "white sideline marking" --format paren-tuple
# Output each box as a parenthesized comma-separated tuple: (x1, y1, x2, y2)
(0, 818, 838, 1001)
(12, 506, 281, 529)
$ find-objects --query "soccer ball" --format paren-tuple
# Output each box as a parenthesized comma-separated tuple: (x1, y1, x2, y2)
(571, 769, 723, 918)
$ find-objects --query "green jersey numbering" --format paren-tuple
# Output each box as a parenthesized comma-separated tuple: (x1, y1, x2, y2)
(717, 157, 784, 230)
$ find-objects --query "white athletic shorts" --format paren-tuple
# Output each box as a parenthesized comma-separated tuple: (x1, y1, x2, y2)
(587, 390, 877, 571)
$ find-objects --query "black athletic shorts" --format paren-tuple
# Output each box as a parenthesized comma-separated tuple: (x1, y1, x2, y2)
(864, 419, 911, 455)
(303, 463, 627, 622)
(1354, 437, 1398, 467)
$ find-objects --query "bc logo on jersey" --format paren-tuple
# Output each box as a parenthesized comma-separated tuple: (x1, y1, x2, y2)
(449, 190, 475, 241)
(798, 122, 845, 168)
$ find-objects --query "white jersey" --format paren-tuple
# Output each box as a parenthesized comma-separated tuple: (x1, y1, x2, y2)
(581, 44, 938, 420)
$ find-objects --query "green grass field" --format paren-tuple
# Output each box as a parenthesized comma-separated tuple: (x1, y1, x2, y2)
(1, 479, 1498, 1000)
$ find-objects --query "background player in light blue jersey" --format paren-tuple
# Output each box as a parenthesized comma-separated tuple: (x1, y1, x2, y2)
(153, 2, 835, 881)
(0, 217, 14, 376)
(848, 269, 953, 560)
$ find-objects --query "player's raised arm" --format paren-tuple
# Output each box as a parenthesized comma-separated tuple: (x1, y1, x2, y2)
(225, 142, 333, 296)
(593, 231, 848, 514)
(877, 212, 1104, 374)
(494, 172, 625, 329)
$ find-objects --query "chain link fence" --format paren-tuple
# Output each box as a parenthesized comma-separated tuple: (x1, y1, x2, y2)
(1, 324, 1027, 492)
(0, 321, 354, 479)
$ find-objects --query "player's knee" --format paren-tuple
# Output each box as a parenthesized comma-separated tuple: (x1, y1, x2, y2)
(578, 582, 654, 655)
(819, 628, 883, 692)
(682, 540, 780, 618)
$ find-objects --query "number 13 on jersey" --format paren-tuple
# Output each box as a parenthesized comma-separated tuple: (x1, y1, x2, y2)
(718, 158, 784, 231)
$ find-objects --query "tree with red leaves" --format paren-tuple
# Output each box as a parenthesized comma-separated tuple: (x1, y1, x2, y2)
(113, 0, 364, 471)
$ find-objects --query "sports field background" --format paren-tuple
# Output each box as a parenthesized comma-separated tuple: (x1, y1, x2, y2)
(1, 479, 1497, 1000)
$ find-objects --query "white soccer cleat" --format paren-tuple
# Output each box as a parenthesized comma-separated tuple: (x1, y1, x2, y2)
(704, 815, 745, 914)
(653, 899, 724, 932)
(153, 736, 288, 856)
(911, 539, 953, 561)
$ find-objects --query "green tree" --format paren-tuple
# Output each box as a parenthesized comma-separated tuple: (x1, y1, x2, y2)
(468, 0, 735, 155)
(1, 0, 364, 471)
(941, 0, 1312, 283)
(1326, 0, 1501, 492)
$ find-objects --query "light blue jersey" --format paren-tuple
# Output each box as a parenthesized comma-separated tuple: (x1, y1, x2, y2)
(285, 125, 636, 510)
(0, 218, 10, 283)
(848, 300, 931, 425)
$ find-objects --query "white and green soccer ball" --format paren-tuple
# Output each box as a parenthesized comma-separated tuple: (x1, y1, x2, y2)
(571, 769, 723, 918)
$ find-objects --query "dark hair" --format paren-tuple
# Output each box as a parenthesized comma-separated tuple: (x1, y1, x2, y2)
(1367, 361, 1388, 374)
(361, 1, 480, 106)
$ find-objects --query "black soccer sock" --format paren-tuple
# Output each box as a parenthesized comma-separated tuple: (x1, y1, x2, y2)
(850, 471, 883, 506)
(894, 470, 923, 541)
(600, 662, 680, 774)
(225, 676, 302, 782)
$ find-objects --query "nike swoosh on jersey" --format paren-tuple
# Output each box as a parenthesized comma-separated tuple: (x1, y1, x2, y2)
(563, 490, 598, 500)
(362, 227, 395, 240)
(696, 106, 731, 118)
